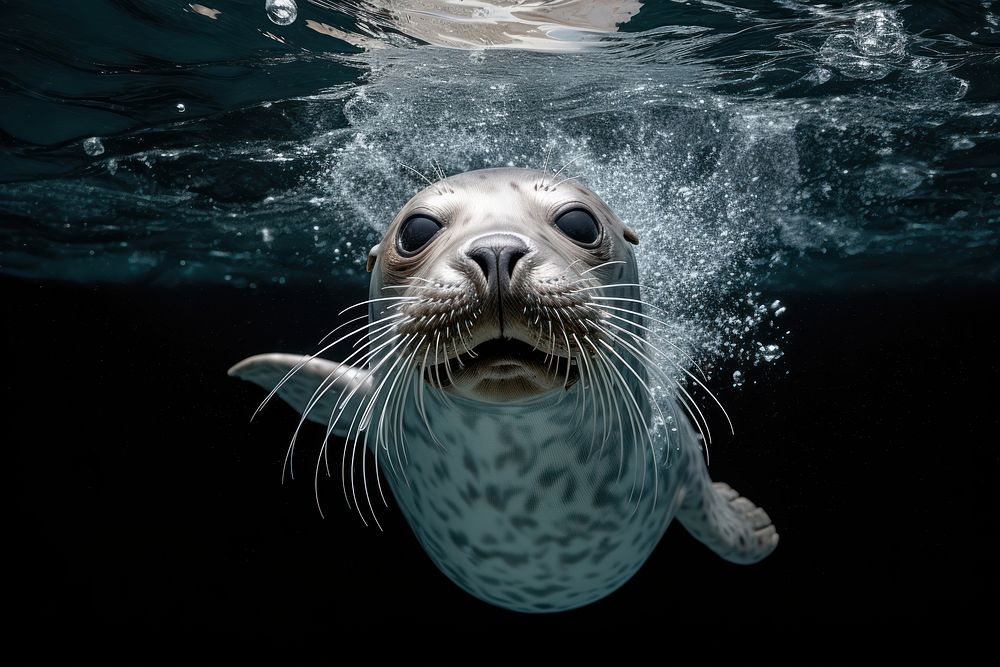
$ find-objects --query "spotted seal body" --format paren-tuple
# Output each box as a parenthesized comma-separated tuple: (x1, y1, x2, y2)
(230, 168, 778, 612)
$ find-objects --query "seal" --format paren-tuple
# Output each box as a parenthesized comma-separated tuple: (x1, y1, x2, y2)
(229, 167, 778, 613)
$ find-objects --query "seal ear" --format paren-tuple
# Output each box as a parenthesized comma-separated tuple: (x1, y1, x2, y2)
(623, 227, 639, 245)
(366, 245, 378, 273)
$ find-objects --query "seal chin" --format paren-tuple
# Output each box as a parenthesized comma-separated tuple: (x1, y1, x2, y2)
(426, 337, 578, 402)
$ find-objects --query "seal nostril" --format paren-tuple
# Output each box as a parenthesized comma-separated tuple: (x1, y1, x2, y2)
(502, 248, 525, 280)
(468, 248, 494, 282)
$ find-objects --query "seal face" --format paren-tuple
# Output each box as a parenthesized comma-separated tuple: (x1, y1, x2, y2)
(230, 168, 778, 613)
(375, 168, 630, 403)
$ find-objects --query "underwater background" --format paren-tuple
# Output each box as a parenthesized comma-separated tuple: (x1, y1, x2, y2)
(4, 0, 996, 651)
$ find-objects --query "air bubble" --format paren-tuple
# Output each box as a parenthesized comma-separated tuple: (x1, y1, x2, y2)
(818, 9, 907, 81)
(854, 10, 906, 57)
(83, 137, 105, 156)
(758, 344, 783, 363)
(809, 68, 832, 85)
(266, 0, 297, 26)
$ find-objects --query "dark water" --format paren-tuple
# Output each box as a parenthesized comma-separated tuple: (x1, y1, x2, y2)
(4, 0, 998, 652)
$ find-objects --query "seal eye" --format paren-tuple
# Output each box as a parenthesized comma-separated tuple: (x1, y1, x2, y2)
(397, 215, 443, 255)
(554, 209, 601, 246)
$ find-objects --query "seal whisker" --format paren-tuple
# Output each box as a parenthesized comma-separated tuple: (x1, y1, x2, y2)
(384, 359, 416, 485)
(358, 429, 382, 530)
(598, 317, 727, 447)
(589, 296, 734, 430)
(292, 361, 360, 488)
(430, 158, 448, 183)
(583, 336, 625, 477)
(550, 153, 586, 181)
(399, 162, 444, 196)
(571, 333, 599, 458)
(550, 176, 578, 190)
(430, 332, 458, 409)
(589, 335, 628, 467)
(359, 337, 414, 433)
(589, 296, 718, 384)
(463, 320, 478, 357)
(561, 327, 574, 392)
(282, 326, 405, 484)
(579, 334, 617, 469)
(597, 319, 715, 447)
(369, 428, 390, 521)
(592, 321, 680, 468)
(312, 337, 405, 517)
(307, 338, 403, 507)
(573, 339, 600, 462)
(375, 347, 419, 487)
(450, 328, 464, 369)
(546, 319, 557, 375)
(572, 282, 644, 293)
(351, 315, 412, 350)
(316, 313, 369, 346)
(591, 345, 641, 507)
(580, 335, 609, 449)
(594, 345, 655, 515)
(609, 323, 712, 470)
(579, 351, 601, 458)
(440, 332, 458, 388)
(432, 333, 445, 394)
(578, 260, 626, 276)
(538, 142, 554, 190)
(597, 336, 665, 512)
(329, 333, 406, 513)
(255, 313, 405, 423)
(415, 336, 447, 451)
(345, 334, 414, 529)
(392, 350, 422, 468)
(338, 295, 420, 317)
(592, 305, 709, 379)
(308, 321, 409, 485)
(588, 336, 618, 450)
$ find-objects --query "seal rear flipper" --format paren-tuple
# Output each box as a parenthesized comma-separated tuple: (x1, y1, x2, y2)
(228, 353, 372, 437)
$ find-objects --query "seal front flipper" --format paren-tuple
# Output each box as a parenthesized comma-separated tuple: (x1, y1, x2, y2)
(228, 353, 371, 437)
(674, 411, 779, 564)
(676, 474, 779, 565)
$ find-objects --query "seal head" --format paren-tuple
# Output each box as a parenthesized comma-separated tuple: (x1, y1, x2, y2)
(366, 167, 640, 402)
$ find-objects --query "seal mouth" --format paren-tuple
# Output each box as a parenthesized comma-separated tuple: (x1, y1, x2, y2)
(423, 336, 578, 389)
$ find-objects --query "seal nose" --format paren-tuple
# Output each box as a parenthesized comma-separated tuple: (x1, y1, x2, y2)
(467, 234, 529, 291)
